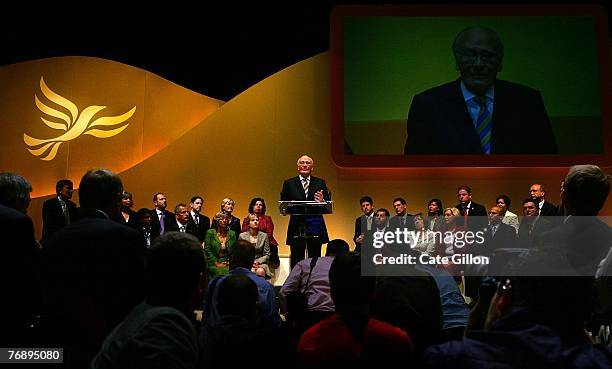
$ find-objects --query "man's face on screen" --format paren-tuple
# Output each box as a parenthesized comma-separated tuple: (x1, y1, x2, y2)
(455, 29, 502, 95)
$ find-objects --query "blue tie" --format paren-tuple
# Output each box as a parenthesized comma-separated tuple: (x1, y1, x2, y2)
(475, 96, 492, 154)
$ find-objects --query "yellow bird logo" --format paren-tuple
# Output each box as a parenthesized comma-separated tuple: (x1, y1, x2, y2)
(23, 77, 136, 161)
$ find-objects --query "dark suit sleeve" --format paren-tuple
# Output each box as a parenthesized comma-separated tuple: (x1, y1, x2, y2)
(280, 180, 291, 201)
(404, 94, 432, 154)
(354, 217, 362, 243)
(530, 91, 558, 154)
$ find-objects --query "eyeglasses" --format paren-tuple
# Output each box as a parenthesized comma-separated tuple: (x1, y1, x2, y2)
(457, 50, 499, 64)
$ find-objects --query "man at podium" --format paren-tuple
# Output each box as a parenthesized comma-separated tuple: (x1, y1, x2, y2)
(281, 155, 331, 269)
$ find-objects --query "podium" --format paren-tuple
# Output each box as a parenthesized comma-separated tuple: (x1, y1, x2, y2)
(279, 201, 333, 262)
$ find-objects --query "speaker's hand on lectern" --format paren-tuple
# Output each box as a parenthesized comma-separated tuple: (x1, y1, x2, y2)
(314, 190, 324, 202)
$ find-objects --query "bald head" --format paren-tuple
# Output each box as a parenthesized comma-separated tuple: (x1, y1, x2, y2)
(453, 26, 504, 95)
(297, 155, 314, 177)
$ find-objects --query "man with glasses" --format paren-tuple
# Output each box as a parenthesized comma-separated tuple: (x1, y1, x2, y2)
(404, 26, 557, 155)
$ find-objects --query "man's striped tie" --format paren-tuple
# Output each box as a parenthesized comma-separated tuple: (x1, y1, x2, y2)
(475, 95, 492, 154)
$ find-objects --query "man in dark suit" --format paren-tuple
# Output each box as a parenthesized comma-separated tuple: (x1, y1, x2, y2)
(404, 26, 557, 155)
(42, 169, 146, 367)
(281, 155, 331, 269)
(0, 173, 40, 345)
(189, 195, 210, 242)
(150, 192, 174, 240)
(41, 179, 77, 244)
(389, 197, 415, 231)
(480, 206, 516, 255)
(517, 198, 553, 249)
(166, 203, 197, 235)
(534, 165, 610, 276)
(455, 185, 487, 231)
(529, 183, 558, 217)
(353, 195, 374, 254)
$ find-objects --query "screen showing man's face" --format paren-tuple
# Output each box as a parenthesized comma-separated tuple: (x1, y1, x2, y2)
(454, 28, 502, 95)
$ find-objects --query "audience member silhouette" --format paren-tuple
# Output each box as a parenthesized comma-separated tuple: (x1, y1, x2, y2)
(91, 232, 206, 369)
(42, 169, 146, 367)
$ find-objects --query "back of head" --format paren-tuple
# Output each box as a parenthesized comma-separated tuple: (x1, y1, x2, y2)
(329, 253, 375, 311)
(0, 172, 32, 213)
(326, 239, 350, 257)
(230, 239, 255, 270)
(79, 169, 123, 217)
(146, 232, 206, 309)
(563, 164, 611, 215)
(217, 273, 258, 321)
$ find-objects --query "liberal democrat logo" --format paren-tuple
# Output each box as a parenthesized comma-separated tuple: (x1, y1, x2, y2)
(23, 77, 136, 161)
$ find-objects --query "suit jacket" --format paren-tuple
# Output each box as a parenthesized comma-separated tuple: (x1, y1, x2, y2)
(480, 222, 517, 255)
(238, 231, 270, 264)
(0, 204, 41, 345)
(389, 214, 416, 231)
(41, 196, 77, 243)
(191, 213, 211, 242)
(354, 214, 374, 245)
(517, 216, 553, 249)
(539, 200, 558, 217)
(280, 176, 330, 245)
(404, 79, 558, 154)
(165, 219, 198, 236)
(42, 209, 146, 362)
(455, 201, 487, 231)
(150, 208, 174, 240)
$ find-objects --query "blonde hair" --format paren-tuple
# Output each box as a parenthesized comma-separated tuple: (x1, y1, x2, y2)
(443, 207, 460, 217)
(220, 198, 235, 211)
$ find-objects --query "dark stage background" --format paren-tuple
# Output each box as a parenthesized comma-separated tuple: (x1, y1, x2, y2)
(3, 1, 611, 102)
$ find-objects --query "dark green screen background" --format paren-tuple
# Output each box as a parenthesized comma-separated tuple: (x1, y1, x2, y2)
(343, 16, 602, 154)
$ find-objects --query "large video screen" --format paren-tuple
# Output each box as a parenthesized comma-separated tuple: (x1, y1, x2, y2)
(330, 4, 612, 167)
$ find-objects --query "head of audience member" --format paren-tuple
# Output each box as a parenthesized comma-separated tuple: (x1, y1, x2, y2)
(325, 239, 350, 257)
(297, 155, 314, 177)
(247, 197, 266, 215)
(121, 191, 133, 212)
(55, 179, 74, 201)
(413, 213, 429, 231)
(561, 164, 611, 216)
(137, 208, 152, 228)
(145, 232, 207, 314)
(486, 266, 595, 337)
(79, 169, 123, 219)
(0, 172, 32, 214)
(220, 198, 235, 215)
(213, 212, 230, 233)
(522, 198, 539, 217)
(329, 253, 375, 315)
(452, 26, 503, 96)
(488, 206, 503, 226)
(495, 195, 511, 216)
(247, 213, 259, 233)
(174, 203, 190, 225)
(443, 207, 461, 228)
(427, 198, 443, 217)
(529, 183, 545, 202)
(217, 273, 258, 325)
(393, 197, 407, 216)
(457, 185, 473, 205)
(374, 208, 390, 230)
(190, 196, 203, 214)
(359, 196, 374, 216)
(229, 239, 255, 270)
(153, 193, 167, 211)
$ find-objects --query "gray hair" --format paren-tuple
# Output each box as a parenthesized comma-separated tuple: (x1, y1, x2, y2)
(0, 172, 32, 212)
(564, 164, 610, 215)
(452, 26, 504, 59)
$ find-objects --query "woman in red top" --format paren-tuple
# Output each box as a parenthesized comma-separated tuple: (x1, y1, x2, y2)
(242, 197, 280, 268)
